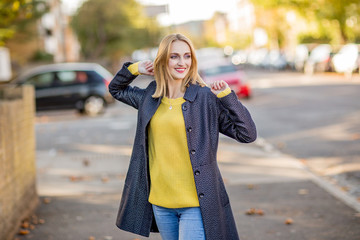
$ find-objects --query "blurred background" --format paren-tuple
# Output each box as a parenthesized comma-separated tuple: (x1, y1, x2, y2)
(1, 0, 360, 77)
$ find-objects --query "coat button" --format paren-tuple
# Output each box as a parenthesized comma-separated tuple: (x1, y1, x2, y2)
(187, 127, 192, 132)
(199, 193, 204, 198)
(194, 170, 200, 176)
(182, 105, 187, 111)
(191, 150, 196, 154)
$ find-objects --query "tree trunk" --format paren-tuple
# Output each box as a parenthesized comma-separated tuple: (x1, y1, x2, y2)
(339, 24, 348, 44)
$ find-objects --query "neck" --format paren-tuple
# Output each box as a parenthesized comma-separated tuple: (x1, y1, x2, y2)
(167, 79, 184, 99)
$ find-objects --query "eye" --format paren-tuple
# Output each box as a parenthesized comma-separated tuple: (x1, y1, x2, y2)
(185, 54, 191, 59)
(170, 55, 178, 59)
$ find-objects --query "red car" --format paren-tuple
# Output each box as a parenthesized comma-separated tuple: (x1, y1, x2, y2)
(200, 64, 251, 98)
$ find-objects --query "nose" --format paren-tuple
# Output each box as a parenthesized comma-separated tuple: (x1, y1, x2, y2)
(177, 57, 185, 66)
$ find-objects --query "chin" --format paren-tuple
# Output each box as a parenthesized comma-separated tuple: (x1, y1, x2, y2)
(173, 72, 189, 80)
(171, 74, 186, 80)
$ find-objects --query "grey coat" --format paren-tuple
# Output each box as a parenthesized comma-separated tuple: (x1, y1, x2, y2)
(109, 62, 257, 240)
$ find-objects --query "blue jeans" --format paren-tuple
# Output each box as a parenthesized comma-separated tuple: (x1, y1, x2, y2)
(152, 205, 206, 240)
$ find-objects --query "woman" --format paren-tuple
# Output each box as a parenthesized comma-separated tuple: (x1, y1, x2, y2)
(109, 33, 256, 240)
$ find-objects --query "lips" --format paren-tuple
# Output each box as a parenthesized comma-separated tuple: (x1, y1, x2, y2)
(175, 68, 186, 73)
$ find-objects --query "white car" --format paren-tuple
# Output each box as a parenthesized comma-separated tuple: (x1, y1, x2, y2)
(332, 44, 359, 75)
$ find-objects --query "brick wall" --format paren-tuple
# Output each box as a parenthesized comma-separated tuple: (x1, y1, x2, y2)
(0, 85, 38, 240)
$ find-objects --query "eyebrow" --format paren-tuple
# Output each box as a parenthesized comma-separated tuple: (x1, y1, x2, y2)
(170, 52, 191, 55)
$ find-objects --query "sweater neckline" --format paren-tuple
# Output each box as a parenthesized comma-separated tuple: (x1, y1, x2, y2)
(162, 96, 184, 106)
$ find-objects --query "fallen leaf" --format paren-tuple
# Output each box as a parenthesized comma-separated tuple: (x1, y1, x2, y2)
(277, 142, 285, 149)
(299, 159, 307, 164)
(285, 218, 293, 225)
(21, 221, 30, 229)
(43, 198, 51, 204)
(88, 236, 95, 240)
(29, 224, 35, 230)
(351, 133, 360, 140)
(83, 158, 90, 167)
(341, 186, 349, 192)
(255, 209, 265, 216)
(69, 176, 83, 182)
(247, 184, 255, 190)
(18, 229, 30, 235)
(298, 189, 309, 195)
(101, 176, 109, 183)
(245, 208, 264, 216)
(39, 219, 45, 224)
(245, 208, 256, 215)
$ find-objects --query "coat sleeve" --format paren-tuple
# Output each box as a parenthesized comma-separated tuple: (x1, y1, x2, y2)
(217, 91, 257, 143)
(108, 62, 145, 109)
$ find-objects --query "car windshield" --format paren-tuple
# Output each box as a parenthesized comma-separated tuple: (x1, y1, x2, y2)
(202, 65, 236, 76)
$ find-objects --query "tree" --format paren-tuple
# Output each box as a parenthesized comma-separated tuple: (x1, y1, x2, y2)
(250, 0, 360, 43)
(71, 0, 162, 61)
(311, 0, 360, 43)
(0, 0, 47, 46)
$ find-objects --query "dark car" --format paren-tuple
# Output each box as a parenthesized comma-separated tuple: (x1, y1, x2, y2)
(200, 63, 251, 98)
(12, 62, 115, 115)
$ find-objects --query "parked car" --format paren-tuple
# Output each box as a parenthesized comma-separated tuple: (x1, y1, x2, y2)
(259, 49, 288, 70)
(247, 48, 268, 66)
(12, 62, 115, 116)
(332, 44, 359, 76)
(231, 50, 248, 65)
(304, 44, 332, 74)
(293, 44, 309, 71)
(199, 63, 251, 98)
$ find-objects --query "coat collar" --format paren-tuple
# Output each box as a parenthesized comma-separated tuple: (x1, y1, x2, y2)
(148, 81, 200, 102)
(183, 83, 200, 102)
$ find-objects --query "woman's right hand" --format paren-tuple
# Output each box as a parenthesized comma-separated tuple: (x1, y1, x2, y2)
(138, 60, 154, 76)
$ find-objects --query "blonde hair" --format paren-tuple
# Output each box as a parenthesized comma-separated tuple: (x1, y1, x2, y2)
(152, 33, 206, 98)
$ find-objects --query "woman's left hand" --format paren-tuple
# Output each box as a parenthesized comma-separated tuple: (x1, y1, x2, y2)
(210, 80, 230, 95)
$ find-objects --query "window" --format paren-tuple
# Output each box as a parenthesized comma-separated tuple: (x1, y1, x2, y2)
(76, 71, 88, 83)
(57, 71, 77, 85)
(26, 72, 54, 88)
(57, 71, 88, 85)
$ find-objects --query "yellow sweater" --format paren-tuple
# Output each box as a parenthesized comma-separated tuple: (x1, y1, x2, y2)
(148, 97, 199, 208)
(127, 62, 230, 208)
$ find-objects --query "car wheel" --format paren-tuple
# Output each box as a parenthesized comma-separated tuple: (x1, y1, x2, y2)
(82, 96, 105, 116)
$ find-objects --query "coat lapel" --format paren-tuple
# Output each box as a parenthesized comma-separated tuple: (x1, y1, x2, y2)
(141, 82, 161, 128)
(142, 96, 161, 127)
(183, 83, 200, 102)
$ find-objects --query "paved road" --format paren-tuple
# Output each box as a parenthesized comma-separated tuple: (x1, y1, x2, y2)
(244, 70, 360, 199)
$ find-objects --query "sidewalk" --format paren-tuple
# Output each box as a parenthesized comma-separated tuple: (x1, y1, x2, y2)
(17, 137, 360, 240)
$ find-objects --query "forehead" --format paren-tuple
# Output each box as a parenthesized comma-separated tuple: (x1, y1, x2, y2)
(169, 40, 191, 53)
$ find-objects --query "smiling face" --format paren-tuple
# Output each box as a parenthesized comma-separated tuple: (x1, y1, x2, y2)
(167, 40, 192, 81)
